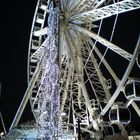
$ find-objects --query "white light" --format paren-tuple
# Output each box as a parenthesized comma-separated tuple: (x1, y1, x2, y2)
(33, 27, 48, 36)
(0, 132, 4, 136)
(42, 111, 47, 115)
(36, 4, 61, 139)
(61, 112, 66, 116)
(40, 4, 48, 11)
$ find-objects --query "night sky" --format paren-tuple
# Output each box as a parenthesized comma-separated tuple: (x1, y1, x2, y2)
(0, 0, 140, 135)
(0, 0, 37, 132)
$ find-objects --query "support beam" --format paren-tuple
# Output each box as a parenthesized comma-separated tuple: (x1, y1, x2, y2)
(87, 37, 120, 85)
(70, 0, 140, 23)
(71, 24, 132, 60)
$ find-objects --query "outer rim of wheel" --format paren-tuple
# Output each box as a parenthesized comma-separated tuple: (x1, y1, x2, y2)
(27, 0, 49, 120)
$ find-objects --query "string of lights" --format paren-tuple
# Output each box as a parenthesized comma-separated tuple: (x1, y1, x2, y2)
(36, 3, 61, 139)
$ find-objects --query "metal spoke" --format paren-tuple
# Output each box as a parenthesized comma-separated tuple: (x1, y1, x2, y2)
(71, 23, 132, 60)
(87, 37, 120, 85)
(70, 0, 140, 24)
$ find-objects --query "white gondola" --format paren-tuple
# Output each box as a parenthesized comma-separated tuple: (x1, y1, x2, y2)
(109, 103, 131, 124)
(125, 78, 140, 100)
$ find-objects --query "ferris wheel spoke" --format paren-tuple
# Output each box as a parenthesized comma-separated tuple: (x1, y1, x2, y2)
(60, 0, 66, 11)
(87, 37, 120, 85)
(64, 0, 72, 14)
(82, 39, 111, 102)
(66, 0, 88, 18)
(69, 0, 109, 18)
(60, 63, 75, 130)
(60, 62, 73, 112)
(63, 24, 82, 76)
(80, 80, 100, 131)
(68, 0, 110, 19)
(61, 0, 76, 17)
(94, 0, 110, 8)
(71, 23, 132, 60)
(67, 0, 78, 11)
(70, 0, 140, 24)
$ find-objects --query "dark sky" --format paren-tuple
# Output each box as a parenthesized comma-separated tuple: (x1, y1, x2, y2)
(0, 0, 140, 134)
(0, 0, 37, 132)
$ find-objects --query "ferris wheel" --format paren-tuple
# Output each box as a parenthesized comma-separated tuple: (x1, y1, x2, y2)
(9, 0, 140, 139)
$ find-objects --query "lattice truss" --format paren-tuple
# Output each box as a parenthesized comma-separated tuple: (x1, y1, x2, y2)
(9, 0, 140, 139)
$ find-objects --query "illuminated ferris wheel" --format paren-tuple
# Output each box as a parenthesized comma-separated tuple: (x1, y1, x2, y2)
(9, 0, 140, 139)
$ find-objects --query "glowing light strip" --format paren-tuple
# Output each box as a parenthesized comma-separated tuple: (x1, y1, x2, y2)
(36, 2, 61, 139)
